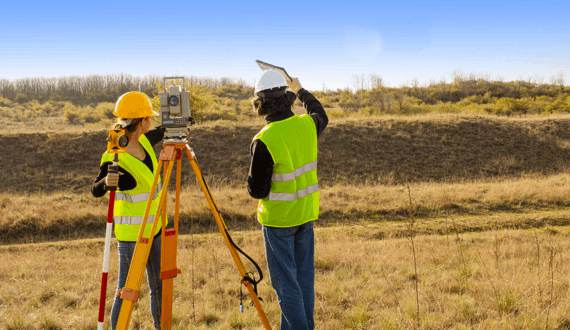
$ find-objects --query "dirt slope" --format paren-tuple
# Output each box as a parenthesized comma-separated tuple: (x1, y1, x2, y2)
(2, 117, 570, 193)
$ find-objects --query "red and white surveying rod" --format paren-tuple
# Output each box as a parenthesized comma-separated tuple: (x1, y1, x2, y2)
(97, 154, 119, 330)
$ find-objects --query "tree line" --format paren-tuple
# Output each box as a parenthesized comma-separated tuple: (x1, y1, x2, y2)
(0, 75, 249, 104)
(0, 74, 568, 115)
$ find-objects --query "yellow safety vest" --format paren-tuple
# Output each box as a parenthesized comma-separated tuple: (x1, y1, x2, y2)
(100, 135, 167, 241)
(253, 114, 319, 227)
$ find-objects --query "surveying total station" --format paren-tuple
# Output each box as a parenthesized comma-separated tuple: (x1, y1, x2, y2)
(159, 77, 193, 140)
(102, 77, 271, 329)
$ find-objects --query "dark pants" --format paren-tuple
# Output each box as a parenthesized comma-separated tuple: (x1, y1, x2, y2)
(263, 221, 315, 330)
(110, 234, 162, 330)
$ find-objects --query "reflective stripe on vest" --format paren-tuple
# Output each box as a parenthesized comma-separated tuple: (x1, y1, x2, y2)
(114, 215, 155, 225)
(268, 184, 319, 201)
(271, 161, 317, 182)
(115, 183, 163, 203)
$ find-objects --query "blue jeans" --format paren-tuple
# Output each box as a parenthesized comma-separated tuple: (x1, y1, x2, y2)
(110, 234, 162, 330)
(263, 221, 315, 330)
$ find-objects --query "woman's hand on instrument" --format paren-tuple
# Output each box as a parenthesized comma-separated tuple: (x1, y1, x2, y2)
(105, 173, 119, 189)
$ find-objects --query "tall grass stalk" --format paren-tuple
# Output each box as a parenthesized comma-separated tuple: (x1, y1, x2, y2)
(405, 183, 420, 329)
(545, 238, 557, 330)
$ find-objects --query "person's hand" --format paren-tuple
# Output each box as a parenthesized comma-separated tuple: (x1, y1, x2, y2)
(288, 77, 303, 94)
(105, 172, 119, 189)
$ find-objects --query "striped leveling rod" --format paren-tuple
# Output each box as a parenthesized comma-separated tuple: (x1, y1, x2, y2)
(97, 159, 118, 330)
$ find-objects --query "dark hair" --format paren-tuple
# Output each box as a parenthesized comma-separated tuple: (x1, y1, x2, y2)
(113, 118, 145, 133)
(125, 118, 144, 133)
(252, 89, 297, 116)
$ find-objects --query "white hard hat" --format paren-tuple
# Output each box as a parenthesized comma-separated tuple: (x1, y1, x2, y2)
(254, 69, 288, 94)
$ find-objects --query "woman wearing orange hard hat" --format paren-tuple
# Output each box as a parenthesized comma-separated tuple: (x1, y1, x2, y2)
(91, 91, 166, 329)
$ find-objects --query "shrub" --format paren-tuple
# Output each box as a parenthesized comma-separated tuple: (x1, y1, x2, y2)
(63, 105, 81, 124)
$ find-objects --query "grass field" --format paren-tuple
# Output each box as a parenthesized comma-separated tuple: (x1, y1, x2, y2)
(3, 171, 570, 244)
(3, 172, 570, 328)
(4, 114, 570, 329)
(2, 222, 570, 329)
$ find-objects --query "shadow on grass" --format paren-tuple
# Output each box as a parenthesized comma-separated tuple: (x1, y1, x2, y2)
(4, 118, 570, 193)
(4, 204, 570, 245)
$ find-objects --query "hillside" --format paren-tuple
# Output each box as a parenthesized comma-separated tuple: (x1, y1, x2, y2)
(2, 116, 570, 193)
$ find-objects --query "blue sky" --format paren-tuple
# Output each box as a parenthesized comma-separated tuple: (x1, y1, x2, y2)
(0, 0, 568, 89)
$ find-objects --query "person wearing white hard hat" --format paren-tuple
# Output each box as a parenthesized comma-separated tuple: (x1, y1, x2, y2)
(248, 69, 328, 330)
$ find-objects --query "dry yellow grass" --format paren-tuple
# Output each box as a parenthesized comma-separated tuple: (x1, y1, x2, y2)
(5, 105, 570, 329)
(5, 115, 570, 195)
(3, 172, 570, 244)
(5, 111, 570, 135)
(2, 224, 570, 329)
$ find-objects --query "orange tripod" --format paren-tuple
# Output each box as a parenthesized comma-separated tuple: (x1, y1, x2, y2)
(115, 139, 272, 329)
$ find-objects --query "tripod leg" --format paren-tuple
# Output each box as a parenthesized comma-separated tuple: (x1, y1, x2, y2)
(116, 158, 175, 330)
(160, 160, 169, 328)
(183, 146, 272, 330)
(161, 149, 182, 329)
